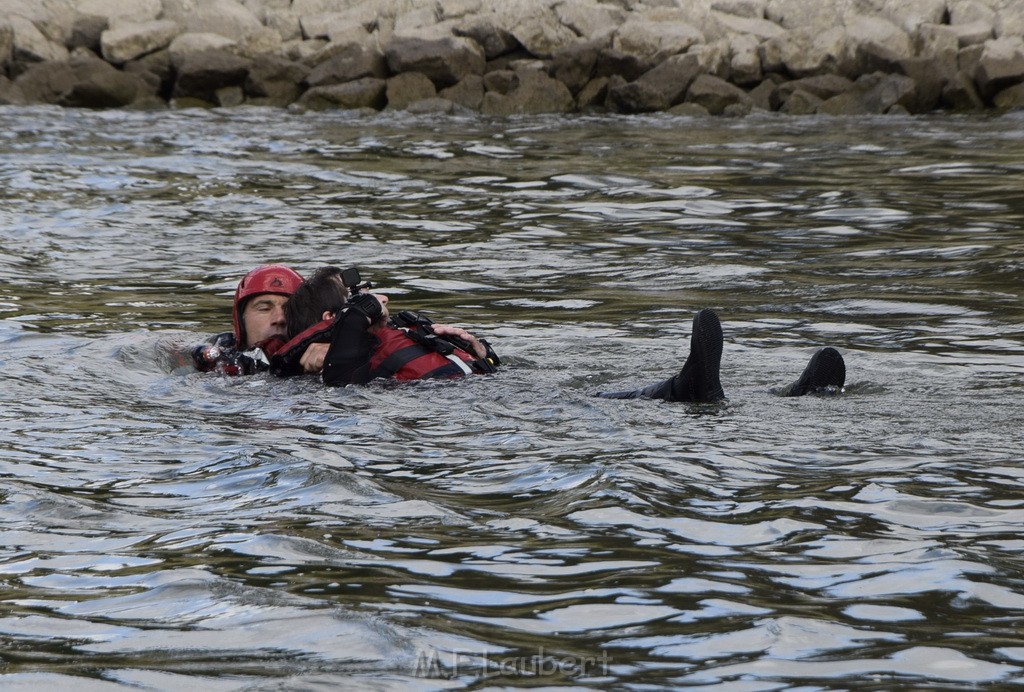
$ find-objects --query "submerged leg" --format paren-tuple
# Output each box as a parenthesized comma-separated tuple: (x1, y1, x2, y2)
(776, 347, 846, 397)
(598, 308, 726, 403)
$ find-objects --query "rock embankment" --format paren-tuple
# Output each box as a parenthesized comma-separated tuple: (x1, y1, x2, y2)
(2, 0, 1023, 115)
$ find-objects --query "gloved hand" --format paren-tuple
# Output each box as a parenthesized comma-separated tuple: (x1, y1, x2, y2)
(347, 293, 383, 323)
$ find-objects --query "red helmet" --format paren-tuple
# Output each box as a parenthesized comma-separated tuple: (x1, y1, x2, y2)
(232, 264, 304, 346)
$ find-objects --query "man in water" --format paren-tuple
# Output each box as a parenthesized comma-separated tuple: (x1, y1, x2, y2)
(270, 266, 499, 384)
(190, 264, 304, 375)
(270, 266, 844, 399)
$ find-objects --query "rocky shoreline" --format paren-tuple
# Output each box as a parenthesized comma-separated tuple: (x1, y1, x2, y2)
(1, 0, 1023, 116)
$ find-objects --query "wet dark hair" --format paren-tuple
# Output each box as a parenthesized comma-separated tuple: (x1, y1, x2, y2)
(285, 266, 349, 338)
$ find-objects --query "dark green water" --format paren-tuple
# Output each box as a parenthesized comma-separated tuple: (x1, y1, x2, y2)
(1, 106, 1023, 689)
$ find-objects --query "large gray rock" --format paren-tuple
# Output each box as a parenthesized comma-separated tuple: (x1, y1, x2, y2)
(173, 48, 251, 102)
(729, 33, 762, 85)
(993, 82, 1024, 109)
(942, 69, 985, 109)
(995, 5, 1024, 39)
(703, 10, 784, 42)
(975, 36, 1024, 101)
(0, 22, 12, 71)
(304, 39, 386, 86)
(451, 15, 520, 59)
(183, 0, 264, 42)
(555, 0, 624, 42)
(244, 54, 306, 104)
(385, 30, 485, 87)
(63, 53, 143, 107)
(0, 75, 27, 104)
(780, 88, 822, 114)
(595, 48, 647, 81)
(386, 71, 437, 109)
(101, 20, 179, 64)
(297, 77, 387, 110)
(713, 0, 766, 19)
(168, 32, 237, 67)
(760, 27, 851, 78)
(685, 73, 753, 114)
(818, 72, 917, 114)
(481, 65, 573, 114)
(773, 73, 854, 108)
(766, 0, 844, 29)
(123, 48, 173, 96)
(439, 74, 484, 109)
(79, 0, 161, 25)
(612, 16, 704, 69)
(606, 52, 700, 112)
(10, 16, 70, 65)
(14, 53, 141, 107)
(550, 39, 602, 94)
(0, 0, 74, 45)
(844, 14, 912, 75)
(881, 0, 947, 34)
(507, 7, 581, 58)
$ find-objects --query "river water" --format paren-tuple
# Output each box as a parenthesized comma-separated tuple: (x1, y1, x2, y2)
(1, 105, 1023, 689)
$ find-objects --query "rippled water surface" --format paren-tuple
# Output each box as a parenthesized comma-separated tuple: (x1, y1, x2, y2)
(1, 106, 1023, 689)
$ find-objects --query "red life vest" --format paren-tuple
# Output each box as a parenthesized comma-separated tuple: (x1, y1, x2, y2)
(369, 326, 476, 380)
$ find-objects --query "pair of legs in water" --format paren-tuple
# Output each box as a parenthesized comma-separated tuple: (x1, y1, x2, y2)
(598, 309, 846, 402)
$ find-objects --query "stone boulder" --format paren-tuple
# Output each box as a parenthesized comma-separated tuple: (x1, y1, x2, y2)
(818, 72, 917, 114)
(766, 0, 841, 29)
(994, 82, 1024, 109)
(729, 34, 762, 86)
(78, 0, 161, 25)
(773, 73, 854, 108)
(844, 14, 912, 75)
(685, 73, 753, 114)
(10, 16, 70, 66)
(0, 0, 75, 46)
(612, 16, 704, 69)
(62, 52, 142, 107)
(606, 53, 701, 112)
(481, 65, 573, 115)
(760, 27, 851, 78)
(183, 0, 264, 42)
(304, 39, 386, 86)
(385, 30, 486, 88)
(297, 77, 387, 110)
(386, 71, 437, 109)
(451, 15, 520, 60)
(168, 33, 238, 67)
(100, 19, 179, 64)
(550, 39, 602, 95)
(780, 88, 822, 114)
(506, 6, 580, 58)
(172, 49, 251, 102)
(975, 36, 1024, 101)
(244, 54, 306, 105)
(0, 22, 12, 71)
(595, 48, 647, 81)
(13, 53, 141, 107)
(439, 74, 484, 110)
(555, 0, 624, 42)
(703, 10, 785, 42)
(0, 75, 27, 104)
(882, 0, 947, 34)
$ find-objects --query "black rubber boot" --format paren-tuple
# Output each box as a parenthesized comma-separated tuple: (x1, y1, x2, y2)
(777, 347, 846, 397)
(598, 308, 726, 403)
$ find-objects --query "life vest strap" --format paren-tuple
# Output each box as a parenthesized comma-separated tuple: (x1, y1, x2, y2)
(370, 344, 432, 379)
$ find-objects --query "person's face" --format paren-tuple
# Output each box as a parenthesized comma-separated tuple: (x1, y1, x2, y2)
(242, 293, 288, 347)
